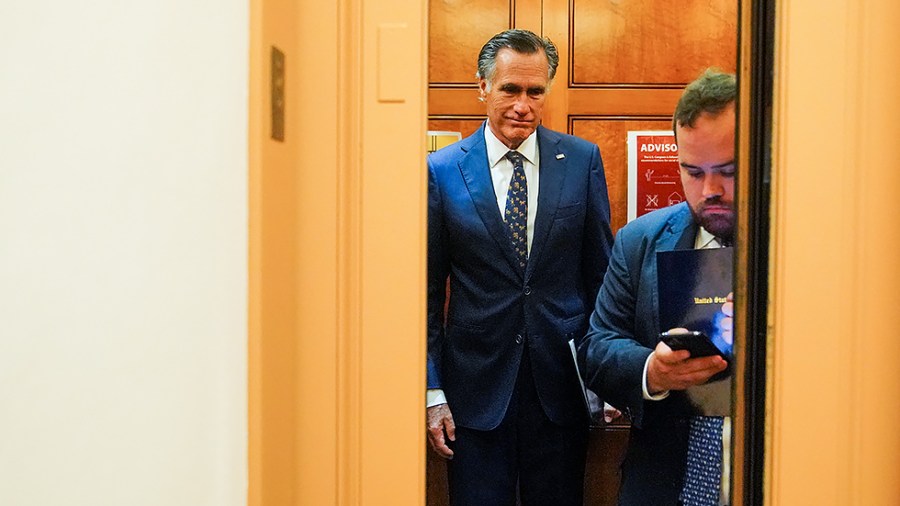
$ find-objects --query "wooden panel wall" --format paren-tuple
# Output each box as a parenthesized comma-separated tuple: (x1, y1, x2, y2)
(571, 117, 671, 233)
(426, 1, 737, 504)
(427, 0, 512, 133)
(572, 0, 738, 85)
(559, 0, 738, 235)
(429, 0, 512, 85)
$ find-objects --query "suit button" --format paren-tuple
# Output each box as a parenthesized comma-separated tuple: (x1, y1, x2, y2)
(523, 286, 532, 295)
(515, 334, 523, 344)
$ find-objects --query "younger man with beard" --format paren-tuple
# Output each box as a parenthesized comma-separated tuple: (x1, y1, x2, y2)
(579, 69, 737, 506)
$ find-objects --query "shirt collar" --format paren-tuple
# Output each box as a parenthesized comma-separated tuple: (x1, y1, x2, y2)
(484, 123, 538, 168)
(694, 226, 723, 249)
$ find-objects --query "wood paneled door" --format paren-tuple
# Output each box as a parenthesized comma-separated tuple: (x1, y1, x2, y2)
(426, 1, 737, 504)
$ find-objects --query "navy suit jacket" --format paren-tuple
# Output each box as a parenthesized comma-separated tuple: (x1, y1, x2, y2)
(578, 202, 709, 505)
(427, 123, 613, 431)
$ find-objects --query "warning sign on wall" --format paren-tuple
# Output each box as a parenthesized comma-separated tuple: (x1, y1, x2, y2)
(627, 131, 683, 222)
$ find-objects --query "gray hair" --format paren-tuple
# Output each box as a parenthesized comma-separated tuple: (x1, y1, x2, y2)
(476, 29, 559, 88)
(673, 69, 737, 131)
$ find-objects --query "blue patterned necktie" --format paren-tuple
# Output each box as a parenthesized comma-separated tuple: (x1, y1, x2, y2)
(504, 151, 528, 269)
(680, 416, 724, 505)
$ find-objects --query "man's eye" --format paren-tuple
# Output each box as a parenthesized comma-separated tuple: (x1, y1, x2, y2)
(688, 171, 705, 178)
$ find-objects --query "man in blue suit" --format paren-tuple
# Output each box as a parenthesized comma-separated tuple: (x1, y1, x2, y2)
(579, 69, 736, 505)
(425, 29, 613, 505)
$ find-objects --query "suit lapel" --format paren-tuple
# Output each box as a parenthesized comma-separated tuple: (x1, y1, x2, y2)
(655, 203, 698, 254)
(457, 125, 523, 276)
(668, 204, 699, 251)
(525, 126, 564, 282)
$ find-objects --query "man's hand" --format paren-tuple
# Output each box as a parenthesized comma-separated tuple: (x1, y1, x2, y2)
(426, 403, 456, 459)
(603, 403, 625, 424)
(647, 328, 728, 394)
(719, 292, 734, 346)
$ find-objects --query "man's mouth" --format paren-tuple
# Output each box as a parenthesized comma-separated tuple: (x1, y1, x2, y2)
(701, 205, 733, 215)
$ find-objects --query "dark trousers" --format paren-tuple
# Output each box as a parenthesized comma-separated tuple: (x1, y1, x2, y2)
(446, 345, 588, 506)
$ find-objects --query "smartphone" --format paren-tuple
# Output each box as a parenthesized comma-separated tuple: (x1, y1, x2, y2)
(659, 330, 728, 360)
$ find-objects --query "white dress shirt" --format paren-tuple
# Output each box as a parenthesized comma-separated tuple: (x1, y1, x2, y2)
(483, 125, 540, 255)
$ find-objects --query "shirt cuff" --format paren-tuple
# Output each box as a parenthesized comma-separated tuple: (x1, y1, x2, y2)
(426, 388, 447, 408)
(642, 352, 670, 401)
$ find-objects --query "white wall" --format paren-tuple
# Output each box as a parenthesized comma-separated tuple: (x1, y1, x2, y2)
(0, 2, 248, 505)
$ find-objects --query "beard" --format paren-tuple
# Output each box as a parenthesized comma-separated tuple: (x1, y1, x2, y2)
(692, 198, 735, 243)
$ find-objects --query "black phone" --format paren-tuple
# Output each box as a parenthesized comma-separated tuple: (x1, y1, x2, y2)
(659, 330, 728, 360)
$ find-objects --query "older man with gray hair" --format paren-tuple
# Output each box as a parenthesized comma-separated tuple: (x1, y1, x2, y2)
(426, 29, 613, 505)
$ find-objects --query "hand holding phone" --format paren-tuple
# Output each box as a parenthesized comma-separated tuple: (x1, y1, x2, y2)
(659, 330, 728, 360)
(648, 330, 731, 392)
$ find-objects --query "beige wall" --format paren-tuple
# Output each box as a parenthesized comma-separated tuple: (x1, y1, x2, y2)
(0, 1, 248, 505)
(769, 0, 900, 504)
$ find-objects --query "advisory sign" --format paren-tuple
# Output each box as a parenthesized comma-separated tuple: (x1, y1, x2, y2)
(627, 131, 683, 222)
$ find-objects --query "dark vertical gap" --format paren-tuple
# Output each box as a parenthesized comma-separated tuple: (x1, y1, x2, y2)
(540, 0, 544, 37)
(744, 0, 775, 504)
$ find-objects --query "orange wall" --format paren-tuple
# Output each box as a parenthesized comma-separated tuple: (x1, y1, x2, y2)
(249, 0, 341, 503)
(249, 0, 426, 504)
(769, 0, 900, 504)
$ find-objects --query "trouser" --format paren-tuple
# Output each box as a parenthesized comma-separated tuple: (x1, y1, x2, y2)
(447, 345, 589, 506)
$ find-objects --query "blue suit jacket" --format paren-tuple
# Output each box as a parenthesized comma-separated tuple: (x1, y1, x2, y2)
(578, 202, 706, 505)
(427, 123, 613, 431)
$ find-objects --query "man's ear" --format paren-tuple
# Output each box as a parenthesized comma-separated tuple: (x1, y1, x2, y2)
(478, 79, 488, 102)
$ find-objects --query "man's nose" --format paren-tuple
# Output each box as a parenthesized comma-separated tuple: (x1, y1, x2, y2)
(512, 94, 530, 115)
(703, 173, 725, 198)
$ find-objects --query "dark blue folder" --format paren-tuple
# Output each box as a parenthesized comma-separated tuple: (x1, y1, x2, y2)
(656, 247, 733, 358)
(657, 247, 734, 414)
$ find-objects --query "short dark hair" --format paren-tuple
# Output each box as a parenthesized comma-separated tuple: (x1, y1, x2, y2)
(476, 29, 559, 86)
(673, 69, 737, 131)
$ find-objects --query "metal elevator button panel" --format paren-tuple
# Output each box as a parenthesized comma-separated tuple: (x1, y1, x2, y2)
(515, 334, 523, 344)
(523, 286, 532, 295)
